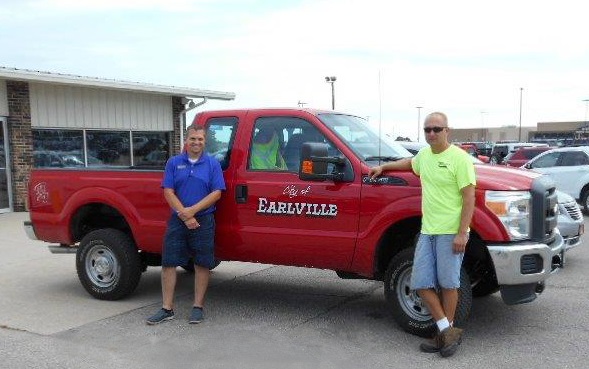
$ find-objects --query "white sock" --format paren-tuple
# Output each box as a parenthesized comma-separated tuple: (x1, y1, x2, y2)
(436, 317, 450, 332)
(449, 321, 454, 327)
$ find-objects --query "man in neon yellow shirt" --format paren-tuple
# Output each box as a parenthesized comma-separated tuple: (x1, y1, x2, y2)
(250, 128, 287, 170)
(369, 112, 476, 358)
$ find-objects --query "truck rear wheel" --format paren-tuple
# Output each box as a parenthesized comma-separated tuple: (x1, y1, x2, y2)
(76, 228, 142, 300)
(384, 247, 472, 338)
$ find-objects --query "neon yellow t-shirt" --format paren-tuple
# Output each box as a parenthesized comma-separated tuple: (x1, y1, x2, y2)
(411, 144, 476, 234)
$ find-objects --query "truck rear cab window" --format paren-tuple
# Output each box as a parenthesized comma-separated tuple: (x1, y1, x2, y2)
(205, 117, 238, 170)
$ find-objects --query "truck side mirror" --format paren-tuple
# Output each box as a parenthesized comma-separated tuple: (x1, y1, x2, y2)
(298, 142, 345, 181)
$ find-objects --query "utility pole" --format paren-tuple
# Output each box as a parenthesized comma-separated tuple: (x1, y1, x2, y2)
(416, 106, 423, 141)
(518, 87, 523, 142)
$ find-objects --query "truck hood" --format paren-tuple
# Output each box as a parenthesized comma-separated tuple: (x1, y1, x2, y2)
(474, 164, 542, 191)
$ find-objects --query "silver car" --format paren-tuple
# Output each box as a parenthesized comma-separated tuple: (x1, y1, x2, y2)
(557, 190, 584, 251)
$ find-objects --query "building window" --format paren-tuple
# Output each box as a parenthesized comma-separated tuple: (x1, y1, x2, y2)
(86, 131, 130, 166)
(32, 129, 172, 168)
(32, 129, 85, 167)
(132, 132, 170, 167)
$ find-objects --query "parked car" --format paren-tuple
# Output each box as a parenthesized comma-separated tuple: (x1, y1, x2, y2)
(398, 141, 484, 164)
(457, 143, 490, 163)
(556, 190, 584, 252)
(523, 146, 589, 212)
(503, 146, 552, 167)
(490, 142, 548, 165)
(462, 141, 493, 157)
(397, 141, 427, 155)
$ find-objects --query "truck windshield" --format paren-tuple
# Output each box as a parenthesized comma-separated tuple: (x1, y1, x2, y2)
(318, 113, 412, 162)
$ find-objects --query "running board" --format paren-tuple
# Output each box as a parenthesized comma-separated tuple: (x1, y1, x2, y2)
(48, 244, 78, 254)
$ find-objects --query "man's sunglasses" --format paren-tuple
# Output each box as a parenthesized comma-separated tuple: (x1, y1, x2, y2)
(423, 126, 446, 133)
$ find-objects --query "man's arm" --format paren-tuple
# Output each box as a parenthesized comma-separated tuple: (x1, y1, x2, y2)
(186, 190, 222, 217)
(453, 184, 475, 253)
(165, 188, 222, 229)
(368, 158, 413, 179)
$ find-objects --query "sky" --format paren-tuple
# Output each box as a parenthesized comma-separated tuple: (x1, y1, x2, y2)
(1, 0, 588, 140)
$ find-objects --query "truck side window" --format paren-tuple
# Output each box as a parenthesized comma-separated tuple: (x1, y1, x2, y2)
(248, 117, 342, 172)
(205, 117, 238, 170)
(249, 124, 288, 171)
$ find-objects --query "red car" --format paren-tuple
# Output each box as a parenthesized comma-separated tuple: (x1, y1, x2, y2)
(503, 146, 553, 167)
(457, 144, 490, 163)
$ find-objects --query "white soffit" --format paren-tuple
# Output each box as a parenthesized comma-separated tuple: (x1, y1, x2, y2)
(0, 66, 235, 101)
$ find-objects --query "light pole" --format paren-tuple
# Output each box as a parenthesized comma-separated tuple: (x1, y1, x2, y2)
(518, 87, 523, 142)
(480, 111, 487, 141)
(325, 76, 337, 110)
(416, 106, 423, 141)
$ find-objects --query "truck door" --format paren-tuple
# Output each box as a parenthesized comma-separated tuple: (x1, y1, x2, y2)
(228, 113, 361, 270)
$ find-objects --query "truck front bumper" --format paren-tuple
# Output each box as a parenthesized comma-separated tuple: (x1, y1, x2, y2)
(487, 229, 564, 305)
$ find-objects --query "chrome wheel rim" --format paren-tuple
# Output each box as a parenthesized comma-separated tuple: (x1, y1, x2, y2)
(395, 267, 431, 321)
(85, 245, 119, 288)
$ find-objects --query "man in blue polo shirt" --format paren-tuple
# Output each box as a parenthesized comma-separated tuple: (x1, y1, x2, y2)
(147, 125, 225, 325)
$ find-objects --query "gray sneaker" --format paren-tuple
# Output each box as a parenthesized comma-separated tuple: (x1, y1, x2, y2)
(189, 306, 204, 324)
(146, 308, 175, 325)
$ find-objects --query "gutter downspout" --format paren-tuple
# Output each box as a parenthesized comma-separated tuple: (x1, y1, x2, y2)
(179, 97, 208, 150)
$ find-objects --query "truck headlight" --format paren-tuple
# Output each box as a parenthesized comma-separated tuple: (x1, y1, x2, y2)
(485, 191, 531, 240)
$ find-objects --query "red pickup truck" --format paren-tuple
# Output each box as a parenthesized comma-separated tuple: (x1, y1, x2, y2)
(24, 108, 564, 337)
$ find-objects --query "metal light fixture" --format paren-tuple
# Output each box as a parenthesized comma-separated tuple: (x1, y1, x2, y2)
(325, 76, 337, 110)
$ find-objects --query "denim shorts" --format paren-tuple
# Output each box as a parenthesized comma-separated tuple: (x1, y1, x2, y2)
(162, 213, 216, 269)
(410, 233, 464, 290)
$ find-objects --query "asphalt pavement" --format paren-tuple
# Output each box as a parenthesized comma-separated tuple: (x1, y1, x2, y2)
(1, 212, 589, 369)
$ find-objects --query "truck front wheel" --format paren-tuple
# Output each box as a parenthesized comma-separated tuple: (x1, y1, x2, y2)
(384, 247, 472, 338)
(76, 228, 142, 300)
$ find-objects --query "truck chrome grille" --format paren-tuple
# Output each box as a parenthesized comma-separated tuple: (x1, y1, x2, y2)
(530, 176, 557, 243)
(564, 202, 582, 220)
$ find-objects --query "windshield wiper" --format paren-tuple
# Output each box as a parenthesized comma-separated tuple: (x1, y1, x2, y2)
(364, 156, 403, 162)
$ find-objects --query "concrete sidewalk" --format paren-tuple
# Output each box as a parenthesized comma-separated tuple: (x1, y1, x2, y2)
(0, 212, 270, 335)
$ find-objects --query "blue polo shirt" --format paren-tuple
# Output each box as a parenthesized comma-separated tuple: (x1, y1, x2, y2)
(162, 151, 226, 216)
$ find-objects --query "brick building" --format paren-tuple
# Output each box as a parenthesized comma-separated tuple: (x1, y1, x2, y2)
(0, 67, 235, 213)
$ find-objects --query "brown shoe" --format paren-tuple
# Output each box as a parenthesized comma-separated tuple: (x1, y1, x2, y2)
(419, 334, 443, 353)
(439, 327, 463, 357)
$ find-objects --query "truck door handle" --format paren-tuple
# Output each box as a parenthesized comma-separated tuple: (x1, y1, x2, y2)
(236, 184, 248, 203)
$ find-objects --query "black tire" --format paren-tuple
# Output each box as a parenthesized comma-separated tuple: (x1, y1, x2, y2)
(471, 275, 500, 297)
(581, 189, 589, 214)
(76, 228, 142, 300)
(384, 247, 472, 338)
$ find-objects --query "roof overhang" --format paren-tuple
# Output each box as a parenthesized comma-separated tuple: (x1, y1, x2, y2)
(0, 66, 235, 101)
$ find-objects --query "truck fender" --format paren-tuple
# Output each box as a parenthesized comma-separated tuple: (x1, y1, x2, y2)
(470, 206, 509, 242)
(61, 187, 142, 242)
(352, 195, 422, 277)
